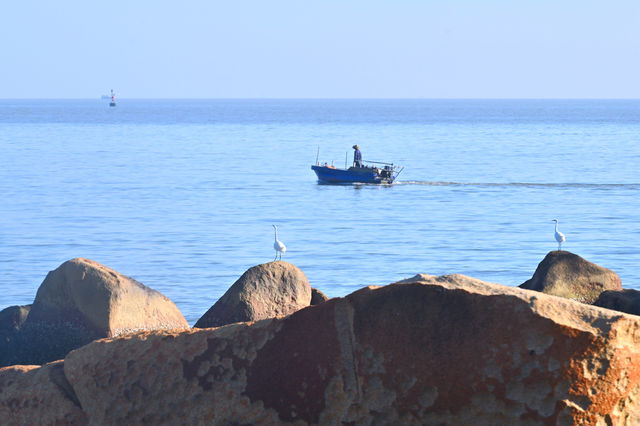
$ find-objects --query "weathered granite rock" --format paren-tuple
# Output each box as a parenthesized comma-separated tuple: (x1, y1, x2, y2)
(310, 287, 330, 305)
(2, 258, 188, 367)
(593, 289, 640, 316)
(194, 261, 311, 328)
(0, 362, 87, 425)
(3, 273, 640, 424)
(520, 251, 622, 303)
(0, 305, 30, 332)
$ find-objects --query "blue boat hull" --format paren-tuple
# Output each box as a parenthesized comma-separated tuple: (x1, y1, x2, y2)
(311, 165, 395, 184)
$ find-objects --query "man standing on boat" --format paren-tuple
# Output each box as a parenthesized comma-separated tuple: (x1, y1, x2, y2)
(353, 145, 362, 167)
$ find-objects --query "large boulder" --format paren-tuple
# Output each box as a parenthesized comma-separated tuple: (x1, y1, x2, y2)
(593, 289, 640, 316)
(519, 251, 621, 303)
(2, 258, 189, 367)
(3, 273, 640, 424)
(194, 261, 311, 328)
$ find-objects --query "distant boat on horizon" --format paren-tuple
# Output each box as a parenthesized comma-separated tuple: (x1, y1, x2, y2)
(109, 89, 116, 107)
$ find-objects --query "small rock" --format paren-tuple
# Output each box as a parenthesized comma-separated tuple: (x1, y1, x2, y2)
(593, 289, 640, 316)
(0, 305, 32, 367)
(310, 288, 330, 305)
(519, 251, 621, 303)
(194, 261, 311, 328)
(0, 305, 31, 333)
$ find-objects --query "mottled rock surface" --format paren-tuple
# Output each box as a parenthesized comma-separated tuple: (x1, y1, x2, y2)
(0, 362, 87, 425)
(1, 258, 188, 367)
(310, 287, 330, 305)
(520, 251, 622, 303)
(194, 261, 311, 328)
(593, 289, 640, 316)
(2, 273, 640, 424)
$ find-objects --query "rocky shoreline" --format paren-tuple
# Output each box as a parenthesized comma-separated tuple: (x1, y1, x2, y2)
(1, 252, 640, 424)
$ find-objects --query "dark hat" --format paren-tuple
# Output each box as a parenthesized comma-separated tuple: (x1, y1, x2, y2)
(353, 145, 360, 150)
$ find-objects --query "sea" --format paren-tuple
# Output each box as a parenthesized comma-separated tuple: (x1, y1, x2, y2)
(1, 99, 639, 325)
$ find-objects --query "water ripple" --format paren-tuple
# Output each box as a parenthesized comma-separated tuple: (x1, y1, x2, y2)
(398, 181, 640, 190)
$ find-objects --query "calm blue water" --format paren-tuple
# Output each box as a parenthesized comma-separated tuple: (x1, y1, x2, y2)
(1, 99, 639, 325)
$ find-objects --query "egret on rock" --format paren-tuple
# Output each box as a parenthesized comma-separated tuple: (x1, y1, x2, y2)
(272, 225, 286, 261)
(552, 219, 566, 250)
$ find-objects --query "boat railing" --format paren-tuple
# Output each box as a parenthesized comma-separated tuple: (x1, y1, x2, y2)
(362, 160, 395, 167)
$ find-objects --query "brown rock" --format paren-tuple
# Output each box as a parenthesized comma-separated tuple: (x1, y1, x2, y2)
(0, 305, 30, 333)
(27, 258, 189, 336)
(520, 251, 622, 303)
(0, 362, 87, 425)
(194, 261, 311, 328)
(310, 287, 330, 305)
(8, 258, 188, 366)
(593, 289, 640, 316)
(3, 273, 640, 424)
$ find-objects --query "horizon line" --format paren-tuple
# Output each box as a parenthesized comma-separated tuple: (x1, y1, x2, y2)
(1, 97, 640, 101)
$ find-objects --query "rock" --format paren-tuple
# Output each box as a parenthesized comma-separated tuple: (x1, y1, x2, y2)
(3, 273, 640, 424)
(593, 289, 640, 316)
(0, 362, 87, 424)
(0, 305, 30, 332)
(194, 261, 311, 328)
(519, 251, 621, 303)
(2, 258, 188, 367)
(0, 305, 32, 368)
(310, 287, 329, 305)
(396, 273, 430, 284)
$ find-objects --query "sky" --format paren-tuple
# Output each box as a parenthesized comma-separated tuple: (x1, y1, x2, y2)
(1, 0, 638, 99)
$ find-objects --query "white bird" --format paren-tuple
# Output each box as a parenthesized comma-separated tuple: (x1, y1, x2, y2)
(272, 225, 286, 261)
(552, 219, 566, 251)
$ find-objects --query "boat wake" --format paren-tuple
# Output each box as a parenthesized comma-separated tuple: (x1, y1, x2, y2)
(396, 181, 640, 190)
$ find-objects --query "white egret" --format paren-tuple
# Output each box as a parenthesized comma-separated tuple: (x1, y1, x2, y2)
(552, 219, 566, 250)
(272, 225, 286, 261)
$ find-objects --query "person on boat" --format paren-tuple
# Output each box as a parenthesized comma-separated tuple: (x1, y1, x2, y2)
(353, 145, 362, 167)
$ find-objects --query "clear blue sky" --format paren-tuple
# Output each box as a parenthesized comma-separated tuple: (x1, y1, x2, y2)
(1, 0, 638, 98)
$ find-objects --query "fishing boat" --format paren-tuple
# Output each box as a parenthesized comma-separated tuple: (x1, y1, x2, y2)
(109, 89, 116, 107)
(311, 160, 403, 184)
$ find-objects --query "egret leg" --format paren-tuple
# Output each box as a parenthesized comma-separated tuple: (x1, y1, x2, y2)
(274, 252, 277, 261)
